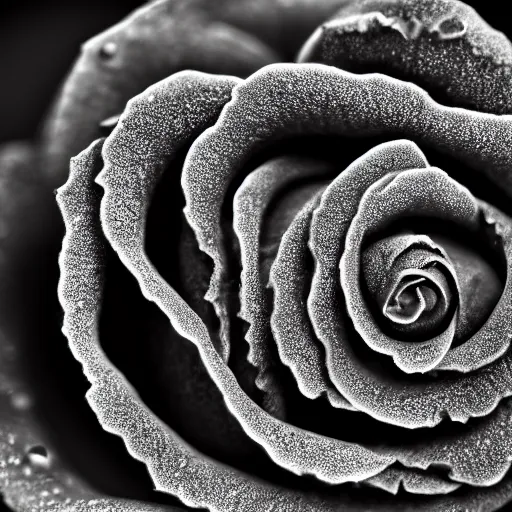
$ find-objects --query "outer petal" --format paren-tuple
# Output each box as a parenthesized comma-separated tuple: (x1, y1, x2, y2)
(41, 0, 279, 186)
(298, 0, 512, 114)
(0, 143, 174, 512)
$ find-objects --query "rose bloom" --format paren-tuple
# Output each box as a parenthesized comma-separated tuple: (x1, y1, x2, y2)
(2, 0, 512, 510)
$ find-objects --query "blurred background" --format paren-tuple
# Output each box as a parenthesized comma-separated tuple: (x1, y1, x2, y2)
(0, 0, 143, 144)
(0, 0, 505, 146)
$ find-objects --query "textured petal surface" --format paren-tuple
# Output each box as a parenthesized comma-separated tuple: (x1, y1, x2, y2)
(234, 156, 334, 413)
(269, 192, 354, 410)
(96, 72, 394, 486)
(298, 0, 512, 114)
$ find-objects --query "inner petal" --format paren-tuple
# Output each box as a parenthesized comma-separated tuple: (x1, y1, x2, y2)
(363, 234, 458, 344)
(386, 276, 430, 325)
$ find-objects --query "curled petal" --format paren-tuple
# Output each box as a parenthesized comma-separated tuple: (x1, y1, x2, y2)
(435, 204, 512, 372)
(0, 144, 171, 512)
(234, 156, 334, 413)
(41, 0, 278, 186)
(363, 235, 458, 340)
(340, 168, 477, 373)
(305, 143, 512, 428)
(93, 71, 393, 484)
(391, 400, 512, 488)
(298, 0, 512, 113)
(269, 192, 354, 410)
(98, 70, 241, 360)
(308, 141, 430, 379)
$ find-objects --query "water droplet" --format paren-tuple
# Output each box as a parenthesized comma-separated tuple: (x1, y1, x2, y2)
(148, 94, 156, 102)
(23, 445, 51, 470)
(7, 455, 21, 465)
(7, 433, 15, 445)
(11, 391, 32, 411)
(99, 41, 118, 60)
(431, 16, 467, 40)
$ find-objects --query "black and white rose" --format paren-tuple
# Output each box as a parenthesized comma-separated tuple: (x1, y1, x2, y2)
(2, 1, 512, 511)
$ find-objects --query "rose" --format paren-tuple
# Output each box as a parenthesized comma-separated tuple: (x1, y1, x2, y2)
(2, 0, 512, 511)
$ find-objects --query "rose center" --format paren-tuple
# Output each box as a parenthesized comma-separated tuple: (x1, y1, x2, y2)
(382, 266, 452, 339)
(362, 234, 457, 342)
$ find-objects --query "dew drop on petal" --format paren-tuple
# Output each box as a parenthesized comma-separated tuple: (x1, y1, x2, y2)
(431, 16, 467, 40)
(23, 445, 51, 470)
(99, 41, 117, 59)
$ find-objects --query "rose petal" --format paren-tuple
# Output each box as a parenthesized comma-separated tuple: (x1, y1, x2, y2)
(435, 203, 512, 372)
(364, 466, 461, 495)
(234, 156, 334, 414)
(340, 168, 476, 373)
(307, 141, 437, 377)
(0, 143, 173, 512)
(429, 232, 502, 344)
(95, 71, 394, 486)
(390, 399, 512, 488)
(41, 0, 279, 187)
(269, 192, 354, 410)
(362, 235, 458, 340)
(181, 63, 512, 381)
(104, 71, 241, 361)
(298, 0, 512, 114)
(219, 0, 349, 56)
